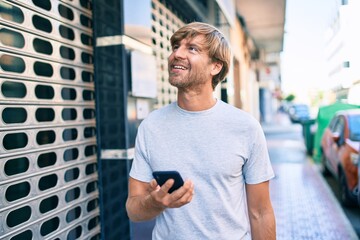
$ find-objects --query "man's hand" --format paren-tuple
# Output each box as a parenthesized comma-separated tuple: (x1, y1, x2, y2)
(126, 177, 194, 222)
(148, 179, 194, 209)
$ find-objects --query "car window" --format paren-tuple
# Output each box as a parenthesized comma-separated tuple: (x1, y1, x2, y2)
(337, 117, 345, 132)
(329, 117, 338, 130)
(335, 117, 345, 145)
(348, 114, 360, 141)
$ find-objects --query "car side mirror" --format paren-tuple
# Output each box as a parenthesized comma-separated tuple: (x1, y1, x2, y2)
(331, 132, 340, 142)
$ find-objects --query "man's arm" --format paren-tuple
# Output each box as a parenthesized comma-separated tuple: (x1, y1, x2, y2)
(126, 177, 194, 222)
(246, 181, 276, 240)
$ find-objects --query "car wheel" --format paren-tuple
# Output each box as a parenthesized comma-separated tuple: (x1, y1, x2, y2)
(339, 171, 357, 207)
(320, 153, 331, 176)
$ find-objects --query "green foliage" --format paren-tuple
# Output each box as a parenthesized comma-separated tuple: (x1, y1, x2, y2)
(284, 94, 295, 102)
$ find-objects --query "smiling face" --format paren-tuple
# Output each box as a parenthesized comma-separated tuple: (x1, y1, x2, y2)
(168, 35, 219, 90)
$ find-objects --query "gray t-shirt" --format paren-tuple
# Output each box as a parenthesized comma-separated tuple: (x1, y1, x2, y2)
(129, 100, 274, 240)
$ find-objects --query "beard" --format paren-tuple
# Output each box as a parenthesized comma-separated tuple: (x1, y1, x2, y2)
(168, 63, 210, 90)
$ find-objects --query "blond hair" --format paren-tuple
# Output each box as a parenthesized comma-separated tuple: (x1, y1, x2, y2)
(170, 22, 231, 90)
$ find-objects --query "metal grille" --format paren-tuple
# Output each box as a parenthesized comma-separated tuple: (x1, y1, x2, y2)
(0, 0, 100, 239)
(151, 0, 184, 108)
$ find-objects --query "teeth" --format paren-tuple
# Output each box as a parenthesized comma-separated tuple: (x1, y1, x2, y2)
(173, 65, 186, 70)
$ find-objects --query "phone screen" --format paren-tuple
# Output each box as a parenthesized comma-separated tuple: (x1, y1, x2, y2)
(152, 171, 184, 193)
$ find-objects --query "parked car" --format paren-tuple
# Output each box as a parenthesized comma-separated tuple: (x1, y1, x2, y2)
(312, 101, 360, 163)
(321, 109, 360, 207)
(359, 155, 360, 207)
(288, 104, 311, 123)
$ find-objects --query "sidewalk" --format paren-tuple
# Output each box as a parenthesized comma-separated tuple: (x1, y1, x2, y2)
(264, 113, 359, 240)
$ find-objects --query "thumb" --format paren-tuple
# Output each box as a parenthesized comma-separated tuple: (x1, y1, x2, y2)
(149, 179, 160, 191)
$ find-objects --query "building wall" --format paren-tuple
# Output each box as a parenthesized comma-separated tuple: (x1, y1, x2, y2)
(151, 0, 184, 108)
(229, 16, 259, 117)
(325, 0, 360, 102)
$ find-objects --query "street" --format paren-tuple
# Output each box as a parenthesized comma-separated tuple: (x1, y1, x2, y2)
(324, 169, 360, 236)
(264, 114, 360, 239)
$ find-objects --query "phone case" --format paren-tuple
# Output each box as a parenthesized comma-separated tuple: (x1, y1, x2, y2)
(152, 171, 184, 193)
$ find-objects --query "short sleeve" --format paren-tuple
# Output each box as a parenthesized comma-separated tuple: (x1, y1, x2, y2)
(243, 122, 274, 184)
(129, 122, 153, 182)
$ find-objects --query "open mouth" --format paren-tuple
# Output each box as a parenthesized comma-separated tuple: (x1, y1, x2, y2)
(172, 65, 188, 70)
(171, 64, 188, 71)
(170, 61, 189, 71)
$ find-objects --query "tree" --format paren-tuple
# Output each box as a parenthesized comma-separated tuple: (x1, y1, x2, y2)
(284, 94, 295, 102)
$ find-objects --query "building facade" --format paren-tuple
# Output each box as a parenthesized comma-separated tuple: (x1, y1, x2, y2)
(0, 0, 284, 239)
(325, 0, 360, 103)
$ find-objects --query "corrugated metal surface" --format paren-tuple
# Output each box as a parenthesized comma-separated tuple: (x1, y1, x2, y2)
(0, 0, 100, 239)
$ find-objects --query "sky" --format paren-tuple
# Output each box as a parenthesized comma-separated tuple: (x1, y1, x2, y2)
(281, 0, 338, 101)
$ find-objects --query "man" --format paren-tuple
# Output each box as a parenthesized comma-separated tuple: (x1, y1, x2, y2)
(126, 22, 276, 240)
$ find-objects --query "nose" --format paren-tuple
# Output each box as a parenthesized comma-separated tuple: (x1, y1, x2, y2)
(172, 45, 186, 59)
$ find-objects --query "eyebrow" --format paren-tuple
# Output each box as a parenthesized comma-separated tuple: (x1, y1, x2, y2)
(189, 42, 203, 51)
(172, 38, 206, 52)
(186, 38, 206, 51)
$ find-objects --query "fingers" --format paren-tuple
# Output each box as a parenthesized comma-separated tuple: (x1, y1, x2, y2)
(149, 179, 194, 209)
(148, 179, 174, 209)
(159, 179, 175, 195)
(169, 180, 194, 207)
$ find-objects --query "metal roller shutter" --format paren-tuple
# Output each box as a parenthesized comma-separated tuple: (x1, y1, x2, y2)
(0, 0, 100, 239)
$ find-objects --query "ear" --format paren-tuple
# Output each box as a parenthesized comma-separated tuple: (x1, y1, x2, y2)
(210, 62, 223, 76)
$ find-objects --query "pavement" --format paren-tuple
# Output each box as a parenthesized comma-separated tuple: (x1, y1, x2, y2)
(264, 113, 359, 240)
(131, 113, 359, 240)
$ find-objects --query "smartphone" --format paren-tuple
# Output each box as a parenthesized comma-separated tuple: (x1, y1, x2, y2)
(152, 171, 184, 193)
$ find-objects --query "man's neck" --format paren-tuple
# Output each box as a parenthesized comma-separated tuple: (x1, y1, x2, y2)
(177, 88, 216, 111)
